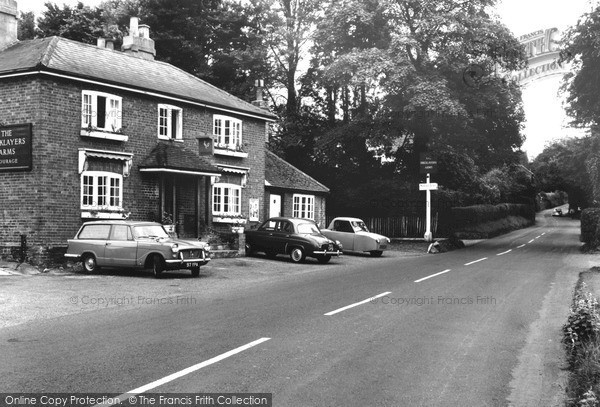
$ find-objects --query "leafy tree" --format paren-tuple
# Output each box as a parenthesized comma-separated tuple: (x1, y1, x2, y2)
(17, 11, 38, 40)
(561, 5, 600, 127)
(37, 2, 104, 44)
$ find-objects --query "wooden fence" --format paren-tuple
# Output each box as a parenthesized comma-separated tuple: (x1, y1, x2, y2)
(326, 213, 441, 238)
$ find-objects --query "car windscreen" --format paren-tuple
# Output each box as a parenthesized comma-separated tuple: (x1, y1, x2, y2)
(133, 225, 169, 239)
(351, 221, 370, 232)
(297, 223, 320, 234)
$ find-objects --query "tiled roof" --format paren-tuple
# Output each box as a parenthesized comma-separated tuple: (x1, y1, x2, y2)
(139, 141, 220, 175)
(0, 37, 275, 120)
(265, 150, 329, 194)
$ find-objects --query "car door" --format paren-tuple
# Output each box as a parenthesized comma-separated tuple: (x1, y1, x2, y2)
(272, 220, 293, 253)
(76, 223, 111, 266)
(331, 220, 355, 251)
(104, 224, 137, 267)
(252, 220, 277, 251)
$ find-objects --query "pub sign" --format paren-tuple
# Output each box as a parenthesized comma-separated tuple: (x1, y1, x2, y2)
(0, 124, 32, 171)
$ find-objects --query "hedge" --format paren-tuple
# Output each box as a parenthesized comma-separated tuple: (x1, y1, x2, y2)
(451, 203, 535, 227)
(580, 208, 600, 244)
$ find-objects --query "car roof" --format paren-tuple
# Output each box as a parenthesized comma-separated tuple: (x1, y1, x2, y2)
(264, 217, 316, 225)
(331, 217, 365, 222)
(81, 220, 161, 226)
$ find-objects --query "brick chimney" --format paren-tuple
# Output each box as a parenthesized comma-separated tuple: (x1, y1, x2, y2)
(252, 79, 268, 109)
(0, 0, 17, 51)
(122, 17, 156, 61)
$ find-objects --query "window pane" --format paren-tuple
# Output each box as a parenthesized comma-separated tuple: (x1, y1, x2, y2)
(97, 95, 106, 129)
(110, 177, 120, 207)
(82, 94, 92, 126)
(110, 225, 129, 241)
(97, 176, 107, 206)
(83, 175, 94, 206)
(78, 224, 111, 240)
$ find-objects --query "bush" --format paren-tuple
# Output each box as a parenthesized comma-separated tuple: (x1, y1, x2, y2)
(581, 208, 600, 244)
(451, 203, 535, 228)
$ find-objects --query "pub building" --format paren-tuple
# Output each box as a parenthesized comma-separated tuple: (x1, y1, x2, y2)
(0, 0, 328, 264)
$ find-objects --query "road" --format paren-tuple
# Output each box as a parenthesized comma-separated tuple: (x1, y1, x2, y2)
(0, 211, 584, 406)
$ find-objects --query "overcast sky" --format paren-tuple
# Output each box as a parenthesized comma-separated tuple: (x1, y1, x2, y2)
(17, 0, 595, 159)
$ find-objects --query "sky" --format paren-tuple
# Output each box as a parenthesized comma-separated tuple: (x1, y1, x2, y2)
(17, 0, 595, 159)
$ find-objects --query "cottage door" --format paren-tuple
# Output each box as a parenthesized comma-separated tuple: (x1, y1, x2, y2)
(269, 194, 281, 218)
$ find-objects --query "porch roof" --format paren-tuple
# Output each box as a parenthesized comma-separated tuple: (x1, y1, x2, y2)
(139, 141, 221, 176)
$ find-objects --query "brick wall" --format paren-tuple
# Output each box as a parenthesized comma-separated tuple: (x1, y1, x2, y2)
(0, 74, 268, 264)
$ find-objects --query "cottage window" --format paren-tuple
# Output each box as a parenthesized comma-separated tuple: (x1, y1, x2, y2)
(212, 183, 241, 216)
(81, 171, 123, 210)
(292, 194, 315, 220)
(158, 104, 182, 140)
(81, 91, 122, 132)
(213, 115, 242, 149)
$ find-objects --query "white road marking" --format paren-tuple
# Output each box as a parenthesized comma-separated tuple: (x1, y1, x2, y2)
(517, 244, 526, 248)
(414, 269, 451, 283)
(324, 292, 391, 316)
(535, 235, 541, 239)
(464, 257, 487, 266)
(541, 232, 546, 236)
(497, 250, 512, 256)
(94, 338, 271, 407)
(528, 239, 535, 243)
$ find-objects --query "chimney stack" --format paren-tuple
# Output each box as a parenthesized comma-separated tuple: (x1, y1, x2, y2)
(252, 79, 268, 109)
(0, 0, 17, 51)
(122, 17, 156, 61)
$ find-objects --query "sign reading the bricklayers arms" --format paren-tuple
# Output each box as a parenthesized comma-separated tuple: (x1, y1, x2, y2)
(0, 124, 32, 171)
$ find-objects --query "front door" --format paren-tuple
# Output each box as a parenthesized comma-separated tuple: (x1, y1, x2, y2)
(270, 194, 281, 218)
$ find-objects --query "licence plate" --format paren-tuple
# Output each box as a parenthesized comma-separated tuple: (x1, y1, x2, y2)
(187, 262, 199, 267)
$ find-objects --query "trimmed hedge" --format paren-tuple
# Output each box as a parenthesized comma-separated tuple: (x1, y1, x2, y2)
(580, 208, 600, 244)
(452, 203, 535, 227)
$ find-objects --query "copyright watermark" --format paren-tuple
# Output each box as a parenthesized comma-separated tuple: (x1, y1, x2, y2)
(370, 295, 496, 306)
(68, 295, 197, 307)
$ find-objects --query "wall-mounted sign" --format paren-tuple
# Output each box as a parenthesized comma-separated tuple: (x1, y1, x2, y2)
(0, 124, 32, 172)
(249, 198, 259, 221)
(197, 137, 213, 155)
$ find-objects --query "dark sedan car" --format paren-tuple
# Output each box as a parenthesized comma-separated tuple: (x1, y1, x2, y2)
(245, 217, 342, 263)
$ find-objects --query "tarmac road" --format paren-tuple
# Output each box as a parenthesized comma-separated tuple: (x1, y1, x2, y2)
(0, 210, 588, 406)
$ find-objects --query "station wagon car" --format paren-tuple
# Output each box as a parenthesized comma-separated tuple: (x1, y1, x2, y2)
(65, 220, 210, 278)
(321, 217, 390, 257)
(245, 217, 342, 263)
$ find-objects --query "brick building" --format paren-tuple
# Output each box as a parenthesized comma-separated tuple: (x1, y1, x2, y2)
(0, 2, 329, 264)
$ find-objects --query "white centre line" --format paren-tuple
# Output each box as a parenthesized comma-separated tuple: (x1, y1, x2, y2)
(464, 257, 487, 266)
(94, 337, 271, 407)
(517, 244, 526, 248)
(535, 235, 541, 239)
(541, 232, 546, 235)
(324, 292, 391, 316)
(528, 239, 535, 243)
(415, 269, 451, 283)
(497, 249, 512, 256)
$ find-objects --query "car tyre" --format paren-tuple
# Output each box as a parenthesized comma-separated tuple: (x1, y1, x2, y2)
(191, 266, 200, 277)
(82, 254, 99, 273)
(317, 254, 331, 264)
(290, 247, 306, 263)
(152, 254, 164, 278)
(370, 250, 383, 257)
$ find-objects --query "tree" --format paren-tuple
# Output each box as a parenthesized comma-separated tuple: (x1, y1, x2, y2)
(17, 11, 38, 40)
(561, 5, 600, 127)
(37, 2, 104, 44)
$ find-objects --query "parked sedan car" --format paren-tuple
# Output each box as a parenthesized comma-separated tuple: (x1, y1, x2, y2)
(245, 217, 342, 263)
(321, 217, 390, 257)
(65, 220, 210, 278)
(552, 208, 563, 217)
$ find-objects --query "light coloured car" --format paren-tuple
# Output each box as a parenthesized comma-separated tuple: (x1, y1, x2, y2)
(65, 220, 210, 278)
(321, 217, 390, 257)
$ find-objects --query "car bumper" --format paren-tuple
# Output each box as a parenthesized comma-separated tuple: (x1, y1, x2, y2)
(64, 253, 80, 259)
(312, 250, 342, 256)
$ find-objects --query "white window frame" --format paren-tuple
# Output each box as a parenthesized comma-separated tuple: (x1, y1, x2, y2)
(213, 115, 242, 149)
(293, 194, 315, 220)
(212, 183, 241, 216)
(80, 171, 123, 210)
(158, 104, 183, 140)
(81, 90, 122, 132)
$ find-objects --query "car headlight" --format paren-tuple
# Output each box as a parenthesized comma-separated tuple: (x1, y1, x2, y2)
(375, 239, 380, 244)
(387, 238, 391, 243)
(171, 243, 179, 253)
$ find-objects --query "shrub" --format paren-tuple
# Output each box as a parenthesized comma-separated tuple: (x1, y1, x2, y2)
(581, 209, 600, 244)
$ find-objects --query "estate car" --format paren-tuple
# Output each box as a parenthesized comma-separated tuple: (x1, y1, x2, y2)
(65, 220, 210, 278)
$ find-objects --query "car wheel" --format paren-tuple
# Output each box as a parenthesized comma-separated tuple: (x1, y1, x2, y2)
(152, 254, 164, 278)
(289, 247, 306, 263)
(82, 254, 99, 273)
(317, 255, 331, 264)
(191, 266, 200, 277)
(370, 250, 383, 257)
(265, 249, 277, 259)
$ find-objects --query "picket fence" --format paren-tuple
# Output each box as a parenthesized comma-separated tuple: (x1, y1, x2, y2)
(325, 213, 440, 238)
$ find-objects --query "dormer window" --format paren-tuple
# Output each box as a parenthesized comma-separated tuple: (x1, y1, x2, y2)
(158, 104, 182, 140)
(81, 91, 122, 133)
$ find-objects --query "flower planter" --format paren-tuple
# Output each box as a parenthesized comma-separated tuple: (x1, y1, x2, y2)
(212, 217, 248, 224)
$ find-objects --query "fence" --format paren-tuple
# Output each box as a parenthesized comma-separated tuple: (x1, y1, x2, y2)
(325, 213, 441, 238)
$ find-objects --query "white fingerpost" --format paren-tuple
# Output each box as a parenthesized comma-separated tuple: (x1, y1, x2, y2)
(424, 173, 433, 242)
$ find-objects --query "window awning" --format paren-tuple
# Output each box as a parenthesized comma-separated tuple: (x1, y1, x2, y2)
(78, 148, 133, 176)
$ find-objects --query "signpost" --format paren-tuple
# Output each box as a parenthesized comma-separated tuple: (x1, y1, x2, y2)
(0, 124, 32, 172)
(419, 154, 438, 242)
